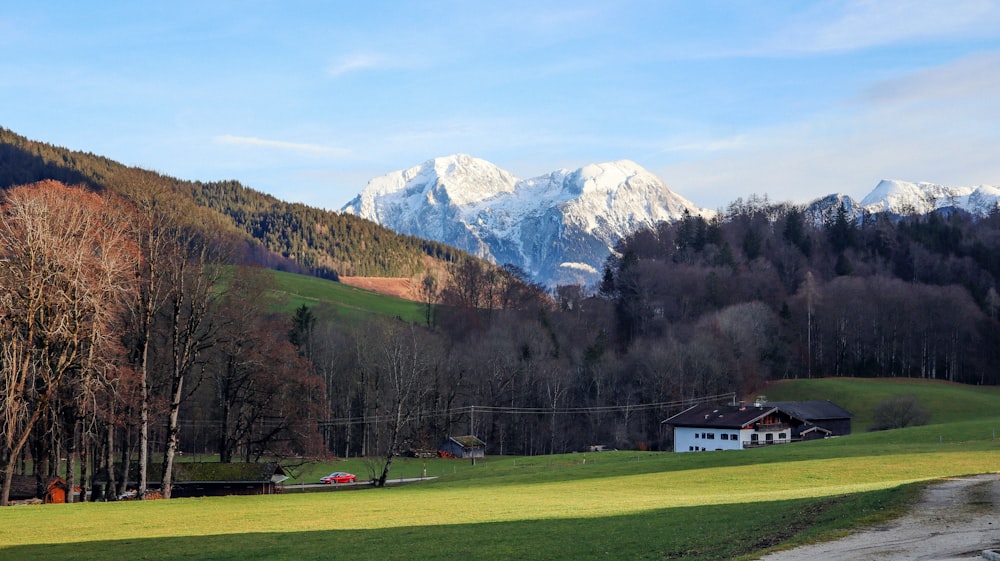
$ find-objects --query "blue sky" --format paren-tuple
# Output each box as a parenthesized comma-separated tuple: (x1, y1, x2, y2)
(3, 1, 1000, 210)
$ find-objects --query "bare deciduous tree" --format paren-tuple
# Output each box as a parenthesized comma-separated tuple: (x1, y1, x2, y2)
(0, 182, 135, 505)
(159, 232, 223, 499)
(354, 320, 438, 487)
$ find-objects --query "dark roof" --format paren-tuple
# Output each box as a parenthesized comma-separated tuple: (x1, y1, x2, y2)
(448, 435, 485, 448)
(768, 400, 854, 421)
(93, 462, 287, 485)
(7, 474, 40, 500)
(171, 462, 286, 484)
(663, 404, 779, 429)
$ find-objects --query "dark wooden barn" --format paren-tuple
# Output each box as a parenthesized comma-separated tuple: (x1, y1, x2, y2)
(92, 462, 289, 499)
(439, 435, 486, 459)
(166, 462, 289, 497)
(768, 400, 854, 439)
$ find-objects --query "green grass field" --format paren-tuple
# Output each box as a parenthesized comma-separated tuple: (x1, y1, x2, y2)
(264, 269, 426, 323)
(2, 378, 998, 561)
(761, 377, 1000, 430)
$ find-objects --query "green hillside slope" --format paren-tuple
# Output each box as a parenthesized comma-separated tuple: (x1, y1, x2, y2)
(0, 126, 470, 280)
(760, 377, 1000, 431)
(266, 269, 426, 323)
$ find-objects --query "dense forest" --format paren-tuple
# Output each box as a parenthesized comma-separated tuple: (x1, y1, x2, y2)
(601, 197, 1000, 386)
(3, 128, 1000, 506)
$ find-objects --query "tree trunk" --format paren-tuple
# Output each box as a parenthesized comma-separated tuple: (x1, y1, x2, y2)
(117, 427, 130, 498)
(161, 373, 184, 500)
(65, 417, 79, 504)
(1, 384, 61, 506)
(105, 423, 117, 501)
(138, 333, 150, 498)
(80, 430, 90, 502)
(219, 395, 232, 463)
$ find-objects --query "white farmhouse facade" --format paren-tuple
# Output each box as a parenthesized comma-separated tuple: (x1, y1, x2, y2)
(664, 404, 795, 453)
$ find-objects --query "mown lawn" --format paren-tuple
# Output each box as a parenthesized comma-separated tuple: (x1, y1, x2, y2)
(3, 379, 998, 561)
(2, 432, 998, 560)
(0, 487, 917, 561)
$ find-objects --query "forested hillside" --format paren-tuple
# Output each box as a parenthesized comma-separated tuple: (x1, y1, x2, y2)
(601, 195, 1000, 386)
(187, 180, 465, 279)
(0, 127, 467, 279)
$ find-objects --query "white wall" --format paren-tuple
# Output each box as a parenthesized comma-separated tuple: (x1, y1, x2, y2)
(673, 427, 791, 452)
(672, 426, 744, 453)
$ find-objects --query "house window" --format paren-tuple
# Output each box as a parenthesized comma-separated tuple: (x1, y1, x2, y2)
(731, 433, 738, 440)
(778, 432, 787, 439)
(765, 433, 773, 442)
(721, 434, 728, 440)
(689, 446, 694, 451)
(751, 433, 759, 441)
(707, 433, 715, 440)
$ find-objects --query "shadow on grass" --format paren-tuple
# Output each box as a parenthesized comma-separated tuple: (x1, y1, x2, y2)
(0, 486, 920, 561)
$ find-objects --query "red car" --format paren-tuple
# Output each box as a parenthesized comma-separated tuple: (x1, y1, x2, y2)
(320, 471, 357, 484)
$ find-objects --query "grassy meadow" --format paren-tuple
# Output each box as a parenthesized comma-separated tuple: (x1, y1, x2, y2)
(263, 269, 426, 323)
(2, 378, 998, 561)
(761, 376, 1000, 430)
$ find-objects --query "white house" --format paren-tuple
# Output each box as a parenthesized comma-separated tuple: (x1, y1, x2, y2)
(663, 403, 795, 453)
(663, 400, 854, 453)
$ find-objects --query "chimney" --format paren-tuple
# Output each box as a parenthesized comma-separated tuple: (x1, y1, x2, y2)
(739, 400, 746, 411)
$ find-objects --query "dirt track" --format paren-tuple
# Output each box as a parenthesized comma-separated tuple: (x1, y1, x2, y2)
(757, 474, 1000, 561)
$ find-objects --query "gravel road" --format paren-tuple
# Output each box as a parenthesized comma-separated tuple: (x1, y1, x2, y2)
(757, 474, 1000, 561)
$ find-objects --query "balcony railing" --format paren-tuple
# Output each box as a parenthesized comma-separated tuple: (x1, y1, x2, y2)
(755, 422, 787, 432)
(743, 440, 786, 448)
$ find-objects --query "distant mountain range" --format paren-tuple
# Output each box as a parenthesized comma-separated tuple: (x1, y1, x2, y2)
(4, 125, 998, 290)
(806, 179, 1000, 224)
(858, 179, 1000, 217)
(342, 155, 707, 286)
(343, 155, 1000, 287)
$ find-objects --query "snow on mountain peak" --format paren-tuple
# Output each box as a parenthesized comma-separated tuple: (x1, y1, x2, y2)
(342, 156, 709, 286)
(342, 154, 519, 225)
(859, 179, 1000, 216)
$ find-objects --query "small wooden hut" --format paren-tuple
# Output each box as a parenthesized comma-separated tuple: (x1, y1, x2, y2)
(439, 435, 486, 459)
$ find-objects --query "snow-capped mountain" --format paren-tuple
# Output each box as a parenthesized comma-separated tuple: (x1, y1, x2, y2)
(807, 180, 1000, 223)
(860, 180, 1000, 217)
(342, 154, 709, 286)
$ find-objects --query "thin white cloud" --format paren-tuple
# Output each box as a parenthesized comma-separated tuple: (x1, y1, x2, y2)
(214, 134, 351, 157)
(661, 97, 1000, 211)
(860, 50, 1000, 108)
(662, 135, 749, 154)
(327, 53, 386, 78)
(762, 0, 1000, 55)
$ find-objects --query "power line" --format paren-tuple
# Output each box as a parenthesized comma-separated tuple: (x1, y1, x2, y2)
(314, 392, 736, 428)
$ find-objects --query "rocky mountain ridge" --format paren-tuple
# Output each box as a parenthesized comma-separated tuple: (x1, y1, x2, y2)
(807, 179, 1000, 222)
(342, 155, 708, 286)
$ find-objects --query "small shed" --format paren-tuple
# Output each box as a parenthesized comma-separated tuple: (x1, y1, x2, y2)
(0, 474, 76, 503)
(7, 474, 42, 502)
(93, 461, 289, 498)
(45, 477, 80, 504)
(439, 435, 486, 459)
(168, 462, 289, 498)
